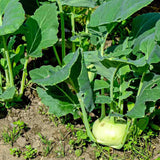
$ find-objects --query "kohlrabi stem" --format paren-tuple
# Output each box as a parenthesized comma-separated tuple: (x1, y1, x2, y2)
(0, 14, 2, 26)
(0, 71, 2, 88)
(19, 58, 29, 97)
(100, 33, 108, 118)
(137, 72, 146, 96)
(77, 93, 96, 142)
(2, 36, 14, 87)
(118, 77, 123, 114)
(100, 33, 108, 57)
(85, 8, 92, 33)
(53, 45, 62, 66)
(57, 0, 65, 63)
(132, 72, 146, 127)
(100, 77, 106, 120)
(35, 0, 40, 7)
(5, 69, 9, 87)
(71, 7, 76, 52)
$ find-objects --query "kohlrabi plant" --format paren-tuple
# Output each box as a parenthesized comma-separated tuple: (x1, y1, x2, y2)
(29, 0, 160, 150)
(0, 0, 58, 107)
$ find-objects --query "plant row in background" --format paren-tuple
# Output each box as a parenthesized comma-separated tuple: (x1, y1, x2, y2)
(0, 0, 160, 151)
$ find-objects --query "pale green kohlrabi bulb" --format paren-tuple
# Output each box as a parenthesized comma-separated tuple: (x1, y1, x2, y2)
(92, 116, 129, 149)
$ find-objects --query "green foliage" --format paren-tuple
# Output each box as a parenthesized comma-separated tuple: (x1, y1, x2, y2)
(10, 148, 22, 157)
(67, 123, 89, 157)
(0, 0, 59, 106)
(62, 0, 96, 8)
(2, 120, 27, 146)
(89, 0, 153, 27)
(28, 0, 160, 150)
(38, 133, 53, 156)
(0, 0, 159, 152)
(23, 3, 58, 58)
(23, 145, 37, 159)
(0, 0, 25, 35)
(124, 127, 155, 159)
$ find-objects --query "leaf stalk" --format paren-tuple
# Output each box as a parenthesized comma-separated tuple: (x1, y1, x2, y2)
(2, 36, 14, 87)
(57, 0, 66, 63)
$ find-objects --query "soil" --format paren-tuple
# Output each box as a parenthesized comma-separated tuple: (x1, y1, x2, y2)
(0, 95, 95, 160)
(0, 87, 159, 160)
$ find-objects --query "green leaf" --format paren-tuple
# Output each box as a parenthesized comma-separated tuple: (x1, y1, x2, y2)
(77, 53, 95, 112)
(93, 57, 146, 83)
(37, 86, 79, 118)
(148, 45, 160, 64)
(0, 0, 25, 35)
(62, 0, 96, 8)
(95, 94, 111, 104)
(136, 117, 149, 134)
(24, 3, 58, 57)
(0, 86, 15, 101)
(0, 0, 10, 15)
(126, 74, 160, 118)
(133, 28, 155, 55)
(155, 19, 160, 41)
(30, 49, 80, 85)
(119, 91, 133, 101)
(94, 79, 109, 91)
(89, 0, 153, 27)
(132, 13, 160, 38)
(93, 61, 117, 82)
(139, 32, 155, 58)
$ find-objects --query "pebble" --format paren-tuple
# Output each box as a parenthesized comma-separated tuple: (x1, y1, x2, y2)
(17, 137, 27, 147)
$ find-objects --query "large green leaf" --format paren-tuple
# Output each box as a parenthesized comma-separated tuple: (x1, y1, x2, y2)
(155, 19, 160, 41)
(0, 0, 25, 35)
(62, 0, 96, 8)
(0, 0, 10, 15)
(37, 86, 79, 118)
(131, 13, 160, 38)
(89, 0, 153, 27)
(126, 74, 160, 118)
(24, 3, 58, 57)
(30, 49, 80, 85)
(0, 86, 15, 101)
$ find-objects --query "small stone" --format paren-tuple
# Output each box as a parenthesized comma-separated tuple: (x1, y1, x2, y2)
(12, 117, 19, 121)
(17, 137, 27, 147)
(32, 139, 41, 148)
(8, 116, 13, 122)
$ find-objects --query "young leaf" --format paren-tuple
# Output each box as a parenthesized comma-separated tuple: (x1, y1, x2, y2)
(89, 0, 153, 27)
(93, 79, 110, 91)
(0, 0, 25, 35)
(24, 3, 58, 57)
(126, 74, 160, 118)
(95, 94, 111, 104)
